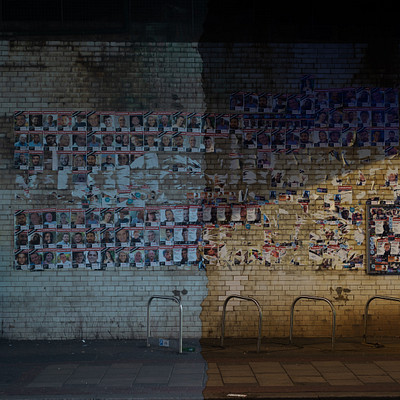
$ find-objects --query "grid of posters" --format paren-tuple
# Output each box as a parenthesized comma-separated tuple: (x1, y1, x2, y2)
(367, 204, 400, 274)
(14, 204, 263, 270)
(14, 89, 400, 172)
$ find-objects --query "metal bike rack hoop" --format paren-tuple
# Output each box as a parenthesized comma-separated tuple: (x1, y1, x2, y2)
(363, 295, 400, 343)
(220, 295, 263, 353)
(290, 295, 336, 350)
(146, 295, 183, 354)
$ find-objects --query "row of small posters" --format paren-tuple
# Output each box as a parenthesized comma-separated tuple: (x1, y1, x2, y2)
(229, 87, 399, 112)
(15, 246, 201, 270)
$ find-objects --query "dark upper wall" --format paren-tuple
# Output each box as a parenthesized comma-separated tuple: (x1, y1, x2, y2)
(1, 0, 399, 45)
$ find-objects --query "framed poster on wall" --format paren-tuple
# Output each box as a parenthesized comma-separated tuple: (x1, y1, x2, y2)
(367, 203, 400, 274)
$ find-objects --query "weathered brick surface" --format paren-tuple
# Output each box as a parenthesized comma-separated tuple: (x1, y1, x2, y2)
(1, 40, 400, 340)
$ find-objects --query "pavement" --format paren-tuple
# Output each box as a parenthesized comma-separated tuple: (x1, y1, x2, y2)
(1, 336, 400, 400)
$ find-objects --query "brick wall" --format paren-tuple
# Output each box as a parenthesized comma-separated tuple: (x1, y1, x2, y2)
(1, 39, 400, 340)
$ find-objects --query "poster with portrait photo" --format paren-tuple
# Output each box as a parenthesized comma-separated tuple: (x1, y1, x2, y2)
(43, 249, 56, 269)
(356, 87, 370, 107)
(356, 127, 370, 146)
(342, 88, 356, 107)
(187, 225, 201, 244)
(15, 210, 29, 230)
(328, 128, 342, 147)
(214, 114, 229, 133)
(385, 107, 399, 127)
(114, 112, 129, 132)
(85, 208, 100, 228)
(100, 208, 114, 228)
(384, 128, 399, 146)
(188, 206, 202, 224)
(29, 249, 43, 270)
(370, 129, 384, 146)
(230, 91, 244, 111)
(144, 247, 159, 266)
(56, 229, 71, 249)
(271, 128, 285, 149)
(115, 247, 131, 267)
(14, 249, 29, 269)
(71, 111, 87, 131)
(371, 88, 385, 107)
(185, 132, 203, 152)
(131, 247, 145, 268)
(130, 227, 144, 246)
(129, 112, 144, 132)
(71, 229, 85, 249)
(371, 108, 385, 128)
(14, 132, 29, 149)
(329, 108, 343, 129)
(144, 112, 158, 131)
(144, 227, 159, 247)
(155, 112, 171, 131)
(258, 93, 273, 113)
(188, 245, 199, 265)
(71, 248, 86, 268)
(357, 109, 371, 127)
(86, 132, 101, 150)
(286, 94, 301, 116)
(114, 207, 130, 228)
(172, 132, 186, 151)
(186, 112, 201, 132)
(227, 115, 242, 133)
(100, 152, 116, 170)
(15, 228, 29, 250)
(129, 207, 145, 227)
(131, 132, 144, 151)
(113, 227, 130, 247)
(56, 209, 71, 229)
(28, 229, 42, 250)
(85, 228, 101, 248)
(72, 152, 86, 171)
(41, 209, 56, 229)
(256, 129, 270, 149)
(101, 247, 116, 268)
(285, 128, 299, 149)
(71, 209, 86, 229)
(86, 111, 101, 132)
(314, 108, 329, 128)
(242, 130, 257, 149)
(14, 150, 29, 170)
(99, 112, 115, 131)
(57, 132, 72, 150)
(341, 127, 356, 147)
(342, 108, 358, 127)
(143, 132, 158, 151)
(385, 88, 398, 107)
(244, 92, 259, 112)
(58, 112, 73, 131)
(159, 245, 174, 266)
(85, 152, 99, 172)
(328, 90, 343, 108)
(145, 207, 160, 227)
(158, 132, 172, 151)
(42, 229, 56, 249)
(160, 226, 174, 245)
(115, 153, 130, 170)
(85, 248, 101, 269)
(300, 94, 314, 116)
(272, 93, 286, 114)
(28, 132, 43, 150)
(257, 150, 272, 169)
(171, 112, 187, 132)
(100, 132, 115, 151)
(201, 113, 216, 133)
(42, 112, 58, 131)
(43, 132, 57, 150)
(115, 132, 131, 150)
(29, 210, 43, 229)
(28, 149, 43, 171)
(14, 111, 29, 131)
(28, 111, 43, 132)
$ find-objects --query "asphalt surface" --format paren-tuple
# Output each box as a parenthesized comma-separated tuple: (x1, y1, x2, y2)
(1, 336, 400, 399)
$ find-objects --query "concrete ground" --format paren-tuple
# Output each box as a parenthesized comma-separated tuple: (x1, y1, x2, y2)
(1, 336, 400, 399)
